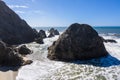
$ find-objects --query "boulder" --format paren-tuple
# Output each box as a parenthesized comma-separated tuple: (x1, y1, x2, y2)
(0, 1, 36, 45)
(0, 40, 23, 66)
(54, 30, 60, 35)
(48, 28, 59, 37)
(48, 32, 55, 38)
(35, 37, 44, 44)
(47, 23, 108, 61)
(38, 30, 47, 39)
(18, 45, 32, 55)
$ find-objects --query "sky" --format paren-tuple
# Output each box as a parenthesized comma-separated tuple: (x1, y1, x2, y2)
(3, 0, 120, 27)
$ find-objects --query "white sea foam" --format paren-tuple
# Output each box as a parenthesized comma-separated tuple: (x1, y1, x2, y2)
(16, 34, 120, 80)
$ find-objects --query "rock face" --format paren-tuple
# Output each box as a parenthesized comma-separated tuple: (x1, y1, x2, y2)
(34, 37, 44, 44)
(18, 45, 32, 55)
(48, 28, 59, 37)
(38, 30, 47, 39)
(48, 32, 55, 38)
(0, 40, 23, 66)
(0, 1, 36, 45)
(47, 23, 108, 61)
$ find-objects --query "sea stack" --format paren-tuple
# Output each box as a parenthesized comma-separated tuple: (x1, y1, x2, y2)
(47, 23, 108, 61)
(0, 1, 36, 45)
(48, 28, 60, 37)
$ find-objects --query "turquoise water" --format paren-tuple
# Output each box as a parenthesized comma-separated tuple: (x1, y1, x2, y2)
(94, 27, 120, 34)
(35, 26, 120, 34)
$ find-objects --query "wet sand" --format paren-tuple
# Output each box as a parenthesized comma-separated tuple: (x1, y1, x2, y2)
(0, 71, 18, 80)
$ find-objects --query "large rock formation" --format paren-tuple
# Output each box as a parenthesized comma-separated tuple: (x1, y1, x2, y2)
(0, 40, 23, 66)
(0, 1, 36, 45)
(0, 40, 33, 66)
(47, 23, 108, 61)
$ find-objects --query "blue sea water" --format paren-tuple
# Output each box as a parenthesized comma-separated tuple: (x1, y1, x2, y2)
(35, 26, 120, 34)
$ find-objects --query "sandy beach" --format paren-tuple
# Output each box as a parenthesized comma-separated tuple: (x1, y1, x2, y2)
(0, 71, 18, 80)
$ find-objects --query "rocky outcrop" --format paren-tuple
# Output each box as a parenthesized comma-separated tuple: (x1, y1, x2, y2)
(38, 30, 47, 39)
(48, 28, 59, 37)
(32, 28, 39, 38)
(0, 1, 36, 45)
(0, 40, 23, 66)
(47, 23, 108, 61)
(48, 32, 55, 37)
(32, 29, 46, 44)
(18, 45, 32, 55)
(34, 37, 44, 44)
(0, 40, 33, 66)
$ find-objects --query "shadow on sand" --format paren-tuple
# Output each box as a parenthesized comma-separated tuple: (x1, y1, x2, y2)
(71, 54, 120, 67)
(0, 66, 21, 72)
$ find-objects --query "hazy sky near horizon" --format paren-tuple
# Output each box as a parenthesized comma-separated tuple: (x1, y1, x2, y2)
(4, 0, 120, 27)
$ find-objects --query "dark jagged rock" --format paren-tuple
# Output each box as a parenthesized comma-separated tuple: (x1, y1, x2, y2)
(18, 45, 32, 55)
(49, 28, 54, 33)
(48, 28, 59, 37)
(35, 37, 44, 44)
(32, 28, 39, 38)
(0, 40, 23, 66)
(100, 37, 117, 43)
(54, 29, 60, 35)
(0, 1, 36, 45)
(38, 30, 47, 39)
(105, 39, 117, 43)
(47, 23, 108, 61)
(48, 32, 55, 38)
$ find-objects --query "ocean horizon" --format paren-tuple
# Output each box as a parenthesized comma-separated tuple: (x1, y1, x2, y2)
(1, 0, 120, 80)
(34, 26, 120, 34)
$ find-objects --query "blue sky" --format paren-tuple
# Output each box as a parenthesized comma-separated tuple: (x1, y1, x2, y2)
(3, 0, 120, 27)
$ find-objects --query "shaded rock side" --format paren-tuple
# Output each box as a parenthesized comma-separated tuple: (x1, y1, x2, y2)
(0, 40, 23, 66)
(34, 37, 44, 44)
(47, 23, 108, 61)
(0, 1, 36, 45)
(18, 45, 32, 55)
(48, 28, 60, 37)
(38, 30, 47, 39)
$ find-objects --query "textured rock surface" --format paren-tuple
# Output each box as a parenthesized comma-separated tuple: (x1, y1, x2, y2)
(34, 37, 44, 44)
(38, 30, 47, 39)
(47, 23, 108, 61)
(0, 40, 23, 66)
(48, 28, 59, 37)
(18, 45, 32, 55)
(0, 1, 36, 45)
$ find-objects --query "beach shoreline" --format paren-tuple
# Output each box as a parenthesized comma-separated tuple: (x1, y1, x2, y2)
(0, 70, 18, 80)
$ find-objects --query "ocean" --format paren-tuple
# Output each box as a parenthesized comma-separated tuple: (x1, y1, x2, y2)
(16, 26, 120, 80)
(35, 26, 120, 34)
